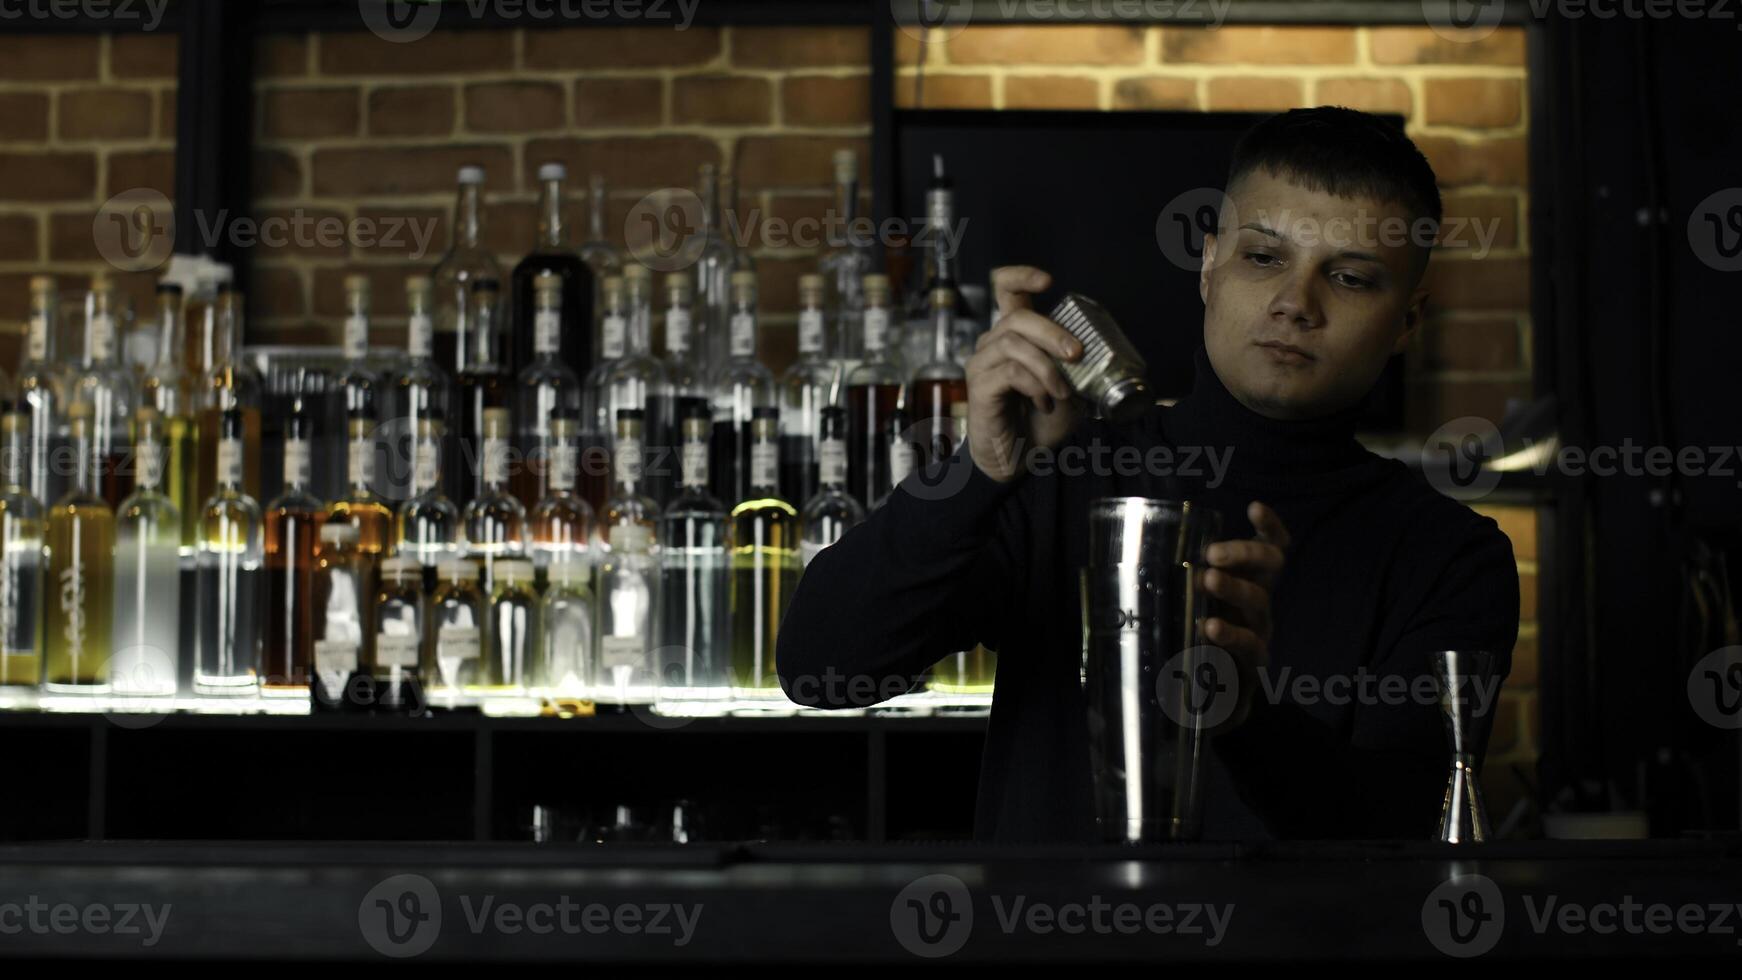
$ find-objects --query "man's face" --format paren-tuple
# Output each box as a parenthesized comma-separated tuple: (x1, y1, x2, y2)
(1197, 168, 1431, 421)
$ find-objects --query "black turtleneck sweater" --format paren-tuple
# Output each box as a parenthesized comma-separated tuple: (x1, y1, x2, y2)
(777, 346, 1520, 842)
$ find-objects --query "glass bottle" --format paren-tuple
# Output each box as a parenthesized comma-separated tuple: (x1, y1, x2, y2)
(0, 412, 44, 689)
(780, 273, 838, 507)
(819, 149, 873, 380)
(601, 408, 659, 546)
(196, 287, 264, 512)
(384, 274, 451, 508)
(262, 407, 322, 698)
(394, 417, 462, 579)
(606, 264, 674, 505)
(692, 163, 741, 367)
(454, 278, 509, 510)
(325, 413, 392, 561)
(656, 407, 730, 714)
(74, 275, 139, 511)
(513, 271, 582, 510)
(480, 557, 536, 699)
(432, 166, 502, 382)
(512, 161, 595, 381)
(580, 275, 627, 514)
(578, 173, 624, 341)
(595, 522, 656, 709)
(847, 274, 905, 510)
(461, 407, 526, 599)
(338, 274, 379, 424)
(111, 406, 181, 699)
(310, 521, 367, 711)
(912, 286, 969, 469)
(801, 406, 866, 567)
(878, 405, 918, 510)
(728, 408, 799, 710)
(141, 281, 200, 558)
(194, 409, 262, 697)
(18, 275, 68, 510)
(535, 559, 592, 703)
(710, 270, 774, 507)
(42, 402, 114, 695)
(425, 558, 484, 709)
(374, 556, 426, 712)
(659, 272, 709, 507)
(529, 413, 593, 571)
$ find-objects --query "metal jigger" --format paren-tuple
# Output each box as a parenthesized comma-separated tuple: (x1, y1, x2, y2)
(1434, 650, 1495, 844)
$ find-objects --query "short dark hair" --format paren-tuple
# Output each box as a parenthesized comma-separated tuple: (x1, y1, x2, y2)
(1225, 106, 1443, 232)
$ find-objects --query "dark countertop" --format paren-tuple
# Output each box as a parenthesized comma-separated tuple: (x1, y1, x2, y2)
(0, 839, 1738, 962)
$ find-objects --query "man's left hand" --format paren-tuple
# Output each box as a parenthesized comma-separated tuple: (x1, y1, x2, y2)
(1203, 500, 1288, 675)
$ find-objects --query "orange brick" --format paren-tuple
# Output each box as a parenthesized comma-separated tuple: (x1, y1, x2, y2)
(0, 34, 99, 80)
(0, 215, 39, 263)
(107, 150, 175, 200)
(368, 86, 456, 137)
(521, 136, 722, 193)
(466, 81, 566, 133)
(0, 153, 96, 202)
(0, 93, 51, 141)
(313, 145, 515, 197)
(1424, 256, 1530, 311)
(1112, 77, 1198, 110)
(1420, 315, 1522, 373)
(948, 25, 1144, 65)
(1441, 192, 1519, 253)
(1163, 26, 1355, 64)
(895, 74, 992, 110)
(731, 26, 868, 68)
(1425, 78, 1523, 128)
(319, 30, 514, 76)
(736, 136, 868, 190)
(1205, 77, 1303, 112)
(1315, 77, 1412, 116)
(574, 78, 664, 127)
(672, 75, 773, 126)
(524, 26, 721, 69)
(257, 34, 310, 77)
(111, 33, 178, 78)
(262, 87, 361, 140)
(781, 75, 870, 127)
(58, 89, 154, 141)
(1004, 75, 1099, 110)
(1370, 26, 1525, 67)
(1414, 135, 1528, 188)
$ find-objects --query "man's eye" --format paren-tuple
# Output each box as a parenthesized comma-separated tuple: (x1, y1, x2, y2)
(1333, 272, 1373, 289)
(1243, 252, 1279, 267)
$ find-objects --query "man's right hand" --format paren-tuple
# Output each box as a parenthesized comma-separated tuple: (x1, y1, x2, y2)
(966, 266, 1084, 483)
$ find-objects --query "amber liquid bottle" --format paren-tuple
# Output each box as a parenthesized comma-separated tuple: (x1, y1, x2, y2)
(910, 286, 968, 470)
(262, 410, 322, 696)
(323, 414, 392, 625)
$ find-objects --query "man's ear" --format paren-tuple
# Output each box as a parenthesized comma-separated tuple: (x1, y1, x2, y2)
(1393, 285, 1429, 355)
(1198, 232, 1217, 306)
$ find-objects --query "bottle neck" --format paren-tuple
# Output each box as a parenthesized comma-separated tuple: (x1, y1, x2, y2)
(215, 434, 243, 493)
(155, 300, 183, 369)
(627, 297, 653, 355)
(664, 299, 692, 358)
(347, 432, 374, 493)
(0, 433, 23, 491)
(27, 297, 54, 364)
(729, 300, 758, 359)
(932, 304, 953, 364)
(832, 175, 858, 246)
(589, 179, 608, 243)
(456, 185, 483, 250)
(538, 178, 567, 250)
(283, 433, 310, 493)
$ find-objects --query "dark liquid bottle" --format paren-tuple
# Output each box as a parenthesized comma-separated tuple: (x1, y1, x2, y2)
(511, 163, 595, 382)
(847, 382, 901, 508)
(912, 286, 969, 469)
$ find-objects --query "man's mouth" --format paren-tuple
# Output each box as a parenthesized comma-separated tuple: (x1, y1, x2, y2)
(1255, 340, 1316, 364)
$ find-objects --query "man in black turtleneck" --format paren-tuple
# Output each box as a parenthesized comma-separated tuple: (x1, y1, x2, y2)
(777, 107, 1520, 842)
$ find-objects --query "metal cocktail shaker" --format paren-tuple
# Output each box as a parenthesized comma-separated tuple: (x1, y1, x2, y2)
(1048, 294, 1153, 424)
(1079, 497, 1223, 843)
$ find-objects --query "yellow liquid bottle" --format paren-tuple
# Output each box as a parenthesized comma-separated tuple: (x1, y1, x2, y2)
(43, 404, 115, 694)
(728, 410, 799, 708)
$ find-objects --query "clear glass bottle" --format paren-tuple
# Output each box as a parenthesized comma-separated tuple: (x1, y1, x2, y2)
(801, 406, 866, 568)
(262, 407, 321, 698)
(529, 413, 593, 571)
(480, 557, 536, 699)
(196, 287, 264, 513)
(0, 412, 44, 689)
(729, 408, 799, 711)
(659, 272, 710, 508)
(310, 521, 367, 711)
(112, 407, 181, 698)
(595, 522, 656, 709)
(710, 270, 774, 507)
(425, 558, 484, 709)
(578, 173, 624, 341)
(74, 275, 139, 511)
(454, 279, 509, 511)
(338, 274, 379, 426)
(693, 163, 745, 367)
(194, 409, 262, 697)
(535, 558, 592, 702)
(432, 166, 503, 382)
(394, 417, 462, 577)
(847, 274, 905, 510)
(18, 275, 68, 511)
(326, 412, 393, 564)
(43, 401, 114, 696)
(373, 556, 426, 712)
(656, 407, 730, 714)
(601, 408, 660, 546)
(781, 273, 839, 507)
(141, 281, 201, 558)
(462, 407, 526, 599)
(513, 271, 582, 510)
(878, 405, 918, 511)
(819, 149, 873, 380)
(385, 274, 451, 508)
(912, 286, 969, 469)
(512, 161, 595, 382)
(580, 275, 628, 514)
(607, 265, 674, 505)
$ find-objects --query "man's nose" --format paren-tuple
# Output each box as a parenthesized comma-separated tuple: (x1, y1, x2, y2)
(1267, 269, 1324, 329)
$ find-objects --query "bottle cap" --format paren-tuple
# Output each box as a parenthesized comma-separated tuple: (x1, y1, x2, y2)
(623, 264, 650, 283)
(482, 408, 510, 437)
(405, 274, 432, 294)
(730, 271, 757, 290)
(319, 523, 360, 546)
(2, 413, 27, 436)
(381, 556, 421, 580)
(798, 274, 824, 297)
(156, 281, 183, 297)
(664, 271, 692, 296)
(345, 274, 371, 297)
(603, 276, 625, 301)
(833, 149, 858, 183)
(29, 276, 56, 295)
(471, 278, 501, 295)
(537, 161, 567, 182)
(439, 559, 480, 582)
(458, 166, 486, 186)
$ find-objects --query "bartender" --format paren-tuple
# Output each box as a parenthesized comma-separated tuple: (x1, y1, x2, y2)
(777, 106, 1519, 842)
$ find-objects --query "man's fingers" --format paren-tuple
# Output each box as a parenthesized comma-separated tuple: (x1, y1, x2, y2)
(1206, 539, 1285, 579)
(1206, 617, 1268, 668)
(971, 332, 1072, 400)
(1249, 501, 1291, 552)
(991, 308, 1081, 363)
(993, 265, 1052, 316)
(1203, 568, 1272, 638)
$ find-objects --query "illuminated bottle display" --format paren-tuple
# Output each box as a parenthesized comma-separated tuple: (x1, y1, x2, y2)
(602, 408, 660, 549)
(529, 413, 592, 571)
(394, 417, 461, 575)
(536, 558, 591, 701)
(374, 556, 425, 712)
(386, 274, 451, 507)
(43, 402, 114, 695)
(141, 282, 199, 558)
(511, 161, 595, 381)
(425, 558, 484, 708)
(111, 407, 181, 698)
(596, 522, 655, 709)
(325, 413, 392, 560)
(0, 413, 44, 689)
(310, 522, 367, 711)
(729, 408, 799, 707)
(710, 271, 774, 507)
(513, 271, 582, 510)
(262, 408, 321, 697)
(196, 288, 263, 522)
(481, 557, 536, 698)
(846, 274, 904, 509)
(462, 407, 525, 599)
(194, 409, 262, 696)
(656, 407, 729, 712)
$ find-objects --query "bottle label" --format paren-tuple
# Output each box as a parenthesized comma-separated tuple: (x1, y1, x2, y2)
(138, 442, 163, 490)
(730, 313, 756, 358)
(665, 308, 691, 355)
(218, 438, 243, 487)
(751, 442, 778, 491)
(284, 438, 311, 489)
(819, 438, 847, 487)
(314, 640, 358, 699)
(483, 437, 508, 488)
(549, 444, 577, 491)
(59, 564, 86, 661)
(602, 315, 627, 359)
(864, 308, 889, 352)
(601, 634, 644, 670)
(344, 315, 368, 360)
(349, 438, 376, 488)
(682, 442, 708, 489)
(376, 634, 420, 669)
(407, 313, 434, 358)
(535, 310, 562, 355)
(90, 314, 116, 361)
(413, 441, 439, 494)
(438, 626, 481, 663)
(614, 438, 643, 487)
(27, 313, 48, 362)
(890, 441, 915, 486)
(798, 310, 825, 354)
